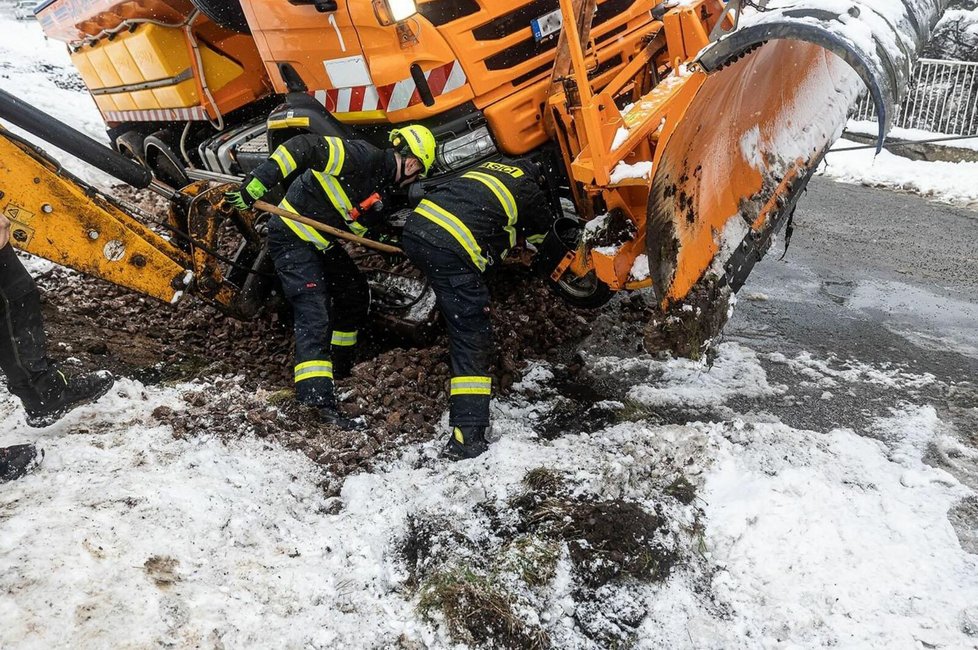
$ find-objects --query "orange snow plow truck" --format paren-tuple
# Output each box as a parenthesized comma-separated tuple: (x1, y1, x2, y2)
(0, 0, 949, 352)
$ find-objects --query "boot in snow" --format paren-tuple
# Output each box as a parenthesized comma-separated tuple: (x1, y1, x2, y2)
(442, 426, 489, 460)
(25, 371, 115, 428)
(0, 444, 42, 482)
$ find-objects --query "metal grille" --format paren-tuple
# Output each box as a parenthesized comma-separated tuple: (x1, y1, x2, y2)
(851, 58, 978, 136)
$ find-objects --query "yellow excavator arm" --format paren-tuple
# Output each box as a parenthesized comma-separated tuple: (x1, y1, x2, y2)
(0, 111, 269, 319)
(0, 127, 192, 304)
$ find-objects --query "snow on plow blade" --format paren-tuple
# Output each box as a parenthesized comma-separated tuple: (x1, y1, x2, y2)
(646, 0, 950, 306)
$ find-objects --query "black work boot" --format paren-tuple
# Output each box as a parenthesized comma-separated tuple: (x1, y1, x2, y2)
(25, 371, 115, 428)
(442, 426, 490, 460)
(0, 444, 42, 482)
(315, 405, 366, 431)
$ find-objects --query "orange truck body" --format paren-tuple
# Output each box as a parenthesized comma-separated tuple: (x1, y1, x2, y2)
(239, 0, 657, 155)
(35, 0, 658, 157)
(35, 0, 270, 125)
(25, 0, 943, 332)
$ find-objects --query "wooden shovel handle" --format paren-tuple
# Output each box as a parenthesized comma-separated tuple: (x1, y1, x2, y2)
(254, 199, 403, 255)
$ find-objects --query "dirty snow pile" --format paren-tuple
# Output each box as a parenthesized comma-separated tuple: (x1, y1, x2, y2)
(820, 139, 978, 207)
(3, 341, 977, 648)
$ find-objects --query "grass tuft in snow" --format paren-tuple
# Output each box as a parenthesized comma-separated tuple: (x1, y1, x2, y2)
(418, 568, 550, 650)
(399, 514, 479, 588)
(663, 474, 698, 506)
(541, 500, 678, 588)
(522, 466, 565, 494)
(498, 535, 561, 588)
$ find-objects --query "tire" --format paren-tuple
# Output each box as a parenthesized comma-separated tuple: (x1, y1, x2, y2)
(114, 131, 146, 165)
(191, 0, 251, 34)
(548, 270, 614, 309)
(144, 132, 190, 190)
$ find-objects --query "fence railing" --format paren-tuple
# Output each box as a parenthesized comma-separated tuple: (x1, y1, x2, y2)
(851, 58, 978, 136)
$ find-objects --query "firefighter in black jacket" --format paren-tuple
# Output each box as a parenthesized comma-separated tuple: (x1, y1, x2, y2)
(401, 158, 552, 459)
(226, 125, 436, 428)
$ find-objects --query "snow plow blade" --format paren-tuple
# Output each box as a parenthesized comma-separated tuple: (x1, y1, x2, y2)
(646, 0, 950, 306)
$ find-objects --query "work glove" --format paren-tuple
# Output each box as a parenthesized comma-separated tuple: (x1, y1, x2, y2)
(224, 175, 267, 210)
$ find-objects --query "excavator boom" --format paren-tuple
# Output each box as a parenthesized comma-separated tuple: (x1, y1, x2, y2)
(0, 128, 191, 304)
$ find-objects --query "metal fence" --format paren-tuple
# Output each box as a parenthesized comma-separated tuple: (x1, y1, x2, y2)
(851, 58, 978, 136)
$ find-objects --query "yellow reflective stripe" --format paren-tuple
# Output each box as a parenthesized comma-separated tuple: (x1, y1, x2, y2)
(323, 136, 346, 176)
(527, 233, 547, 244)
(271, 145, 298, 177)
(311, 171, 369, 237)
(450, 375, 492, 396)
(268, 116, 310, 129)
(295, 360, 334, 383)
(463, 171, 518, 248)
(415, 200, 487, 271)
(279, 199, 332, 250)
(331, 330, 358, 347)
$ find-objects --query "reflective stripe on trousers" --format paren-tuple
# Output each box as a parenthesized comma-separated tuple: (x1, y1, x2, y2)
(295, 359, 334, 383)
(330, 330, 358, 347)
(450, 375, 492, 396)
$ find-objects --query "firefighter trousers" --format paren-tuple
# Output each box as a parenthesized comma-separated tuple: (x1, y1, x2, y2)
(267, 216, 369, 407)
(0, 244, 64, 411)
(402, 232, 492, 428)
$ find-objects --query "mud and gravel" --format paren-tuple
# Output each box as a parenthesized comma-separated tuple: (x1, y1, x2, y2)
(30, 187, 599, 482)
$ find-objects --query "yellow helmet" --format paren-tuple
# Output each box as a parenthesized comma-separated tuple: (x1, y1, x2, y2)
(389, 124, 437, 177)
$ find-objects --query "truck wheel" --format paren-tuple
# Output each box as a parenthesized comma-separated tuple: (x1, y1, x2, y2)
(548, 270, 614, 309)
(114, 131, 146, 165)
(191, 0, 251, 34)
(144, 132, 190, 190)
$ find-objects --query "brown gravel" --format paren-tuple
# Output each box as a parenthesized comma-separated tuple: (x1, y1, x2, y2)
(29, 187, 599, 480)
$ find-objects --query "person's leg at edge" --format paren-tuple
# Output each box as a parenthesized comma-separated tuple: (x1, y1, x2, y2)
(0, 245, 113, 429)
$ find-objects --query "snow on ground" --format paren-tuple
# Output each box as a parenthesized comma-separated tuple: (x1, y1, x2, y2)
(847, 120, 978, 152)
(3, 343, 976, 648)
(0, 12, 115, 187)
(820, 138, 978, 207)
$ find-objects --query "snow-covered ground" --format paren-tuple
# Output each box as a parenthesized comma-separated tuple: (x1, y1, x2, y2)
(846, 120, 978, 152)
(820, 138, 978, 207)
(3, 344, 977, 648)
(2, 8, 978, 650)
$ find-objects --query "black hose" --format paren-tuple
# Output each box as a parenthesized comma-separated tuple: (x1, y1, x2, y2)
(0, 88, 154, 189)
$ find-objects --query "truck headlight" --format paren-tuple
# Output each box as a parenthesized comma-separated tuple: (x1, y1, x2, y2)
(373, 0, 417, 24)
(437, 126, 497, 172)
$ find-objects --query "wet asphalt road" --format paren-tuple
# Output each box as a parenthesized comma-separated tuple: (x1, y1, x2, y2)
(723, 177, 978, 489)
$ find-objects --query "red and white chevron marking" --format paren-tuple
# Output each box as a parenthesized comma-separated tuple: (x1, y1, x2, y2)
(103, 106, 209, 123)
(314, 60, 467, 114)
